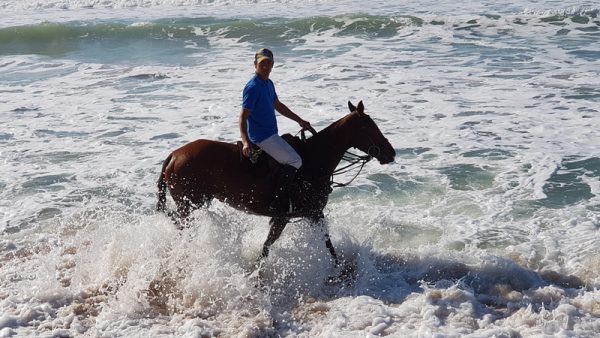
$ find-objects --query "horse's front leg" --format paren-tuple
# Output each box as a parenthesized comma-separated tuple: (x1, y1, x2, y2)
(259, 216, 290, 260)
(311, 214, 339, 266)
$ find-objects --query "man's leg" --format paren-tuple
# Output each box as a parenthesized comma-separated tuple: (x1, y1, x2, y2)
(257, 134, 302, 169)
(257, 134, 302, 214)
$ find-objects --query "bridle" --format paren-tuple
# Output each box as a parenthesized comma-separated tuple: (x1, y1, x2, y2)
(363, 127, 382, 158)
(299, 114, 381, 188)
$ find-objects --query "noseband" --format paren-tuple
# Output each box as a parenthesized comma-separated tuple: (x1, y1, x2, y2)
(360, 121, 383, 160)
(368, 146, 381, 158)
(366, 134, 381, 158)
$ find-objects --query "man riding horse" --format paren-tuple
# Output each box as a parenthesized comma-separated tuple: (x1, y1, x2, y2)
(240, 48, 311, 215)
(156, 48, 396, 268)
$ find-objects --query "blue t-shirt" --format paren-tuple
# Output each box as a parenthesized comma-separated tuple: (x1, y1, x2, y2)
(242, 73, 278, 143)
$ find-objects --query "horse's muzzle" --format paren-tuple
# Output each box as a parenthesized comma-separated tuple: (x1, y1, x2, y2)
(378, 156, 395, 165)
(377, 147, 396, 164)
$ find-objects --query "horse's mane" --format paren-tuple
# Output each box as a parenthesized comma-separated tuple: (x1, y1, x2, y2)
(306, 111, 361, 146)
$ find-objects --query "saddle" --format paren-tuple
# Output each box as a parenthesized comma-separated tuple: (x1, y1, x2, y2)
(237, 133, 332, 214)
(237, 133, 306, 178)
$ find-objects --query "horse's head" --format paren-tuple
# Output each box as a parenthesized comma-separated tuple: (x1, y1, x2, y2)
(347, 101, 396, 164)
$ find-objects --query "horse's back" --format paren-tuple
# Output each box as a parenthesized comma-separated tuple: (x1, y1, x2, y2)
(168, 139, 236, 174)
(175, 139, 236, 156)
(164, 138, 273, 213)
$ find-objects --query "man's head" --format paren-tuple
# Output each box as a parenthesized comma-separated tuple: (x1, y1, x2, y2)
(255, 48, 274, 64)
(254, 48, 274, 80)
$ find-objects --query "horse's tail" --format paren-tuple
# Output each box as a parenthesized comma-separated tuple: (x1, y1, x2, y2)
(156, 153, 173, 213)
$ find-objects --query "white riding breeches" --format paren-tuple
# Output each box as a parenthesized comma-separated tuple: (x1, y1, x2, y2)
(256, 134, 302, 169)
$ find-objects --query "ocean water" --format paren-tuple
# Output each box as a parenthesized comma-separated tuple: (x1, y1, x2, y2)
(1, 0, 600, 336)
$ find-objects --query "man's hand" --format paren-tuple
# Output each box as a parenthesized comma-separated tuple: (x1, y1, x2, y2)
(242, 141, 252, 157)
(240, 108, 252, 157)
(298, 119, 312, 130)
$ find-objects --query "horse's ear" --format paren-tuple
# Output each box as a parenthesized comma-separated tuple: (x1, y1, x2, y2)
(357, 101, 364, 115)
(348, 101, 356, 112)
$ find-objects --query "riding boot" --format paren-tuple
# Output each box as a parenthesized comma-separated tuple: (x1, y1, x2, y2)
(269, 164, 298, 215)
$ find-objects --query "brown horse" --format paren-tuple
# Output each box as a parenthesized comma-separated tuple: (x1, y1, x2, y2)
(156, 101, 395, 265)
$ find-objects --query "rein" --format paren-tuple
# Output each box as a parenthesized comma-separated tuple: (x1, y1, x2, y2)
(299, 126, 373, 189)
(331, 151, 372, 188)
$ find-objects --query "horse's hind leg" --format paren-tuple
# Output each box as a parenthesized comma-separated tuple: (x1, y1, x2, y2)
(171, 198, 192, 229)
(170, 195, 198, 228)
(259, 217, 290, 260)
(171, 195, 213, 229)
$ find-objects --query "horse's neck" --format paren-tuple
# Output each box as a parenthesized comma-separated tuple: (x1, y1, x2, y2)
(308, 118, 353, 175)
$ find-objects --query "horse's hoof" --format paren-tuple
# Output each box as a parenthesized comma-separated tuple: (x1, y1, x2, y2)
(248, 265, 266, 288)
(325, 258, 357, 288)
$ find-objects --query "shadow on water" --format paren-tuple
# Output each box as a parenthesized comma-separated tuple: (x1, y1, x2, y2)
(333, 250, 585, 301)
(439, 163, 496, 191)
(536, 156, 599, 209)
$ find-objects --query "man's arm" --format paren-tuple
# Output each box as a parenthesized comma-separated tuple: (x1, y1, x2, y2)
(274, 100, 311, 129)
(239, 108, 252, 157)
